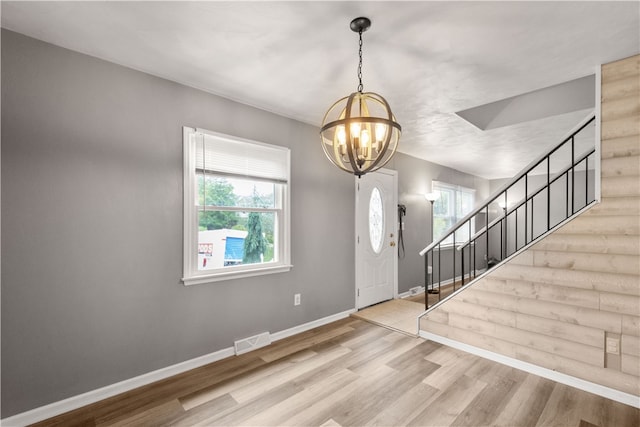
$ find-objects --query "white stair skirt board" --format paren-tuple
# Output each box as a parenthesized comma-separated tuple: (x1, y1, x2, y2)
(420, 331, 640, 409)
(2, 309, 356, 427)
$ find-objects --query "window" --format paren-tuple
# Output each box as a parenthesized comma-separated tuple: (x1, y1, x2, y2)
(432, 181, 475, 245)
(183, 127, 291, 285)
(368, 187, 384, 254)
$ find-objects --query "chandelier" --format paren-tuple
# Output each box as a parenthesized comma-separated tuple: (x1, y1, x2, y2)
(320, 17, 401, 177)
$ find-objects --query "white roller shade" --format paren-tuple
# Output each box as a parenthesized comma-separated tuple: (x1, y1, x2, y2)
(195, 132, 289, 183)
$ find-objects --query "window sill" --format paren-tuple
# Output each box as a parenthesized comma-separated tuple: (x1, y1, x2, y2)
(182, 264, 293, 286)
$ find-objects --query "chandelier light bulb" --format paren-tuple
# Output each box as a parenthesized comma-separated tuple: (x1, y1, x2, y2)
(337, 125, 346, 145)
(361, 129, 370, 147)
(375, 123, 386, 143)
(351, 123, 361, 139)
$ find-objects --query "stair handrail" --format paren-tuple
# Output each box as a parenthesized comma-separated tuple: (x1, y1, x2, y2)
(419, 112, 596, 257)
(455, 145, 596, 253)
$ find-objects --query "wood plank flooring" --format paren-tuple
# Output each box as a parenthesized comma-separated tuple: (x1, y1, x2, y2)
(352, 299, 424, 335)
(32, 318, 639, 427)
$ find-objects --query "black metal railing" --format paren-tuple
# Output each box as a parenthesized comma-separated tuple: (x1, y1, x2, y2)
(419, 115, 597, 310)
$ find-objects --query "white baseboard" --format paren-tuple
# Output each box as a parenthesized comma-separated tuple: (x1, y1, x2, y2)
(1, 309, 356, 427)
(419, 331, 640, 409)
(270, 309, 356, 342)
(398, 286, 425, 299)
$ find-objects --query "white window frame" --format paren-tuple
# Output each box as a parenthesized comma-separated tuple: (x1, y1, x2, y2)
(432, 181, 476, 246)
(182, 127, 291, 285)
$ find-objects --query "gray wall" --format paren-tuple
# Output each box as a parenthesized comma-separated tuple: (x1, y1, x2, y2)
(1, 30, 356, 417)
(386, 153, 490, 294)
(0, 30, 490, 418)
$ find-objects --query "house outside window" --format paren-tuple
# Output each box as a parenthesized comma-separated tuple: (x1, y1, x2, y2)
(183, 127, 291, 285)
(432, 181, 475, 245)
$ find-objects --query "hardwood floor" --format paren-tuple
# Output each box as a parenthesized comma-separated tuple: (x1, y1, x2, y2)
(352, 299, 424, 335)
(32, 318, 639, 427)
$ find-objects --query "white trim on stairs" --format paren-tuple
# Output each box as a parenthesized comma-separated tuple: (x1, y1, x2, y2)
(419, 331, 640, 409)
(1, 309, 356, 427)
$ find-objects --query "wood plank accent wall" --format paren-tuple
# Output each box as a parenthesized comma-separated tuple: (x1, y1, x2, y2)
(420, 55, 640, 397)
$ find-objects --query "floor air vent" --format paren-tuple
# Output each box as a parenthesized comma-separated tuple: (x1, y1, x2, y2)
(234, 332, 271, 355)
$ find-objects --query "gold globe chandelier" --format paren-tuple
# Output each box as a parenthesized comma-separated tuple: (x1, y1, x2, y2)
(320, 17, 401, 177)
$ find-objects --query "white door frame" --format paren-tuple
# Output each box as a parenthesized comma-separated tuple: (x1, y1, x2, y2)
(355, 168, 399, 309)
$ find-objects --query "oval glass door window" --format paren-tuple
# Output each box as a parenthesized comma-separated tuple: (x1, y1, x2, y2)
(369, 187, 384, 254)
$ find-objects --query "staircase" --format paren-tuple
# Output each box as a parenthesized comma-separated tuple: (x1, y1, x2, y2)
(418, 54, 640, 401)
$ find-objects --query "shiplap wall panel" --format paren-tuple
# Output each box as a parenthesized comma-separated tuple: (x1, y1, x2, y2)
(421, 55, 640, 397)
(493, 264, 640, 295)
(600, 176, 640, 197)
(601, 75, 639, 102)
(447, 313, 604, 366)
(602, 117, 639, 140)
(553, 214, 639, 234)
(599, 293, 640, 316)
(600, 135, 640, 158)
(532, 251, 639, 275)
(601, 96, 640, 122)
(533, 233, 640, 255)
(623, 315, 640, 337)
(503, 279, 600, 309)
(622, 354, 640, 377)
(442, 299, 517, 327)
(515, 312, 604, 348)
(447, 327, 519, 358)
(515, 346, 639, 395)
(510, 251, 534, 266)
(514, 297, 623, 332)
(623, 335, 640, 356)
(602, 56, 639, 81)
(585, 196, 640, 216)
(600, 155, 640, 177)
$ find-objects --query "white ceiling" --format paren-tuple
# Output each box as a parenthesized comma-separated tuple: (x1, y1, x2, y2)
(2, 1, 638, 179)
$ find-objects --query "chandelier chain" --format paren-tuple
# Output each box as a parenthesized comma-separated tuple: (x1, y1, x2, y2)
(357, 30, 363, 93)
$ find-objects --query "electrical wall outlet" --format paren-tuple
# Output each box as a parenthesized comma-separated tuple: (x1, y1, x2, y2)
(606, 337, 620, 355)
(294, 293, 301, 306)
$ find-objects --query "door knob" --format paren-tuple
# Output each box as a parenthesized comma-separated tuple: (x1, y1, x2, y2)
(390, 241, 396, 247)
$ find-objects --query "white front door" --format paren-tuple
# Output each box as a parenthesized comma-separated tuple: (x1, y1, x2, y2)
(356, 169, 398, 309)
